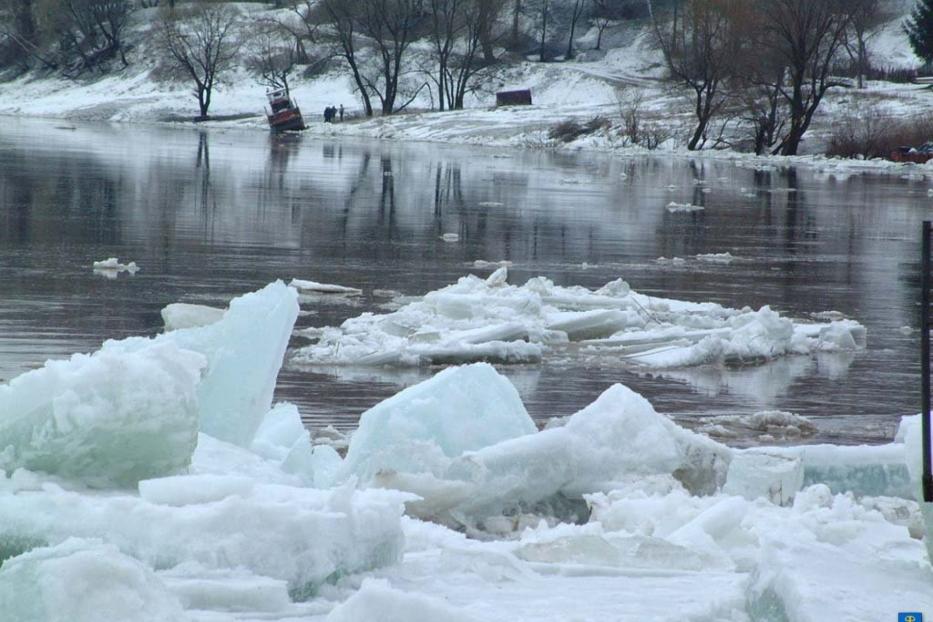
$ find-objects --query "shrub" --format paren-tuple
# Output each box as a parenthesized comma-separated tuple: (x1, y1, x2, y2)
(826, 105, 933, 159)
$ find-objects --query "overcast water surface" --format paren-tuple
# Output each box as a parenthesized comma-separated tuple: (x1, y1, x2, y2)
(1, 118, 930, 445)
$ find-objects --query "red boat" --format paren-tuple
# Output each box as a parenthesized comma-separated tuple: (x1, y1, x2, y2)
(266, 88, 306, 132)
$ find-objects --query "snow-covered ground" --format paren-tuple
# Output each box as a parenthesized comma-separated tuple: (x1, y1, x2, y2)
(0, 281, 931, 622)
(0, 5, 930, 170)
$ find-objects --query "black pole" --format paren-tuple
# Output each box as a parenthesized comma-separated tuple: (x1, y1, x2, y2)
(922, 221, 933, 502)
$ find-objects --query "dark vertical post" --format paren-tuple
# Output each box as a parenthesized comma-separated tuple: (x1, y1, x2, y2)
(922, 221, 933, 502)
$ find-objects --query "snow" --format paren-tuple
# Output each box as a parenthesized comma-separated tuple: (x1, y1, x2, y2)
(294, 270, 866, 370)
(161, 303, 225, 332)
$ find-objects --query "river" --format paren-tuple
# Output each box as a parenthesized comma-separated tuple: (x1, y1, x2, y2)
(1, 117, 929, 445)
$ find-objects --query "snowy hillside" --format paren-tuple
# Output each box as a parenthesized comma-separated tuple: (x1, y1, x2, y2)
(0, 1, 927, 159)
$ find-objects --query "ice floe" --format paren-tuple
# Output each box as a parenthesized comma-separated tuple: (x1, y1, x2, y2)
(92, 257, 139, 278)
(0, 282, 929, 622)
(666, 202, 704, 213)
(292, 268, 866, 370)
(288, 279, 362, 295)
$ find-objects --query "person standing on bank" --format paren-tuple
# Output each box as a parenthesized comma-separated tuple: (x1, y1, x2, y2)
(339, 105, 344, 122)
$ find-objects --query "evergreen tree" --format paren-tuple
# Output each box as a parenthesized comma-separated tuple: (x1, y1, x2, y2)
(906, 0, 933, 64)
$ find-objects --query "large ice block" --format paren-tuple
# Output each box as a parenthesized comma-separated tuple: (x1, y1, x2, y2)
(341, 363, 537, 482)
(109, 281, 300, 447)
(0, 342, 204, 487)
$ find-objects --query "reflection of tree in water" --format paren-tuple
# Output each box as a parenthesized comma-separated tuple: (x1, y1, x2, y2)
(0, 145, 125, 246)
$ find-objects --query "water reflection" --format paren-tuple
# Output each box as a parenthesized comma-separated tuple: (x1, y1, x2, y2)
(0, 118, 930, 443)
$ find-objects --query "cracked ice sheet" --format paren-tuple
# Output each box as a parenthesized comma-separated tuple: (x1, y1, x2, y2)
(291, 268, 865, 370)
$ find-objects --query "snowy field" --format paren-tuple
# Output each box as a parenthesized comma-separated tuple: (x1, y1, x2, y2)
(0, 281, 931, 621)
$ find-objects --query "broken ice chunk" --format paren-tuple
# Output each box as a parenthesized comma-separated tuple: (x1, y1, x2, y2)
(341, 363, 536, 482)
(0, 341, 205, 487)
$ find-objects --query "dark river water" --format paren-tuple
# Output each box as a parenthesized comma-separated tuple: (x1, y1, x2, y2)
(1, 118, 930, 444)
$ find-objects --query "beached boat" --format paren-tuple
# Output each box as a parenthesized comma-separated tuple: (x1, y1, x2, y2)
(266, 88, 306, 132)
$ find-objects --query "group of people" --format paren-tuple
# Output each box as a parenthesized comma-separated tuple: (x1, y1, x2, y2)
(324, 105, 344, 123)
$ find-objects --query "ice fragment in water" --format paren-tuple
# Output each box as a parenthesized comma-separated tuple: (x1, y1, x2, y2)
(288, 279, 362, 295)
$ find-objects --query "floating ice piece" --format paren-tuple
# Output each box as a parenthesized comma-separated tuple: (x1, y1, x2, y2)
(655, 256, 686, 266)
(341, 363, 536, 482)
(440, 233, 460, 242)
(472, 259, 513, 269)
(477, 201, 503, 208)
(294, 272, 865, 370)
(695, 252, 734, 264)
(108, 282, 300, 447)
(0, 341, 204, 487)
(288, 279, 362, 295)
(161, 303, 225, 332)
(666, 202, 704, 213)
(697, 410, 816, 441)
(0, 538, 186, 622)
(92, 257, 139, 278)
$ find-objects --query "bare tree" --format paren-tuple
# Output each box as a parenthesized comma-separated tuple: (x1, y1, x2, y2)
(158, 2, 240, 119)
(247, 26, 300, 93)
(538, 0, 550, 61)
(757, 0, 851, 155)
(654, 0, 742, 150)
(318, 0, 375, 117)
(565, 0, 585, 59)
(356, 0, 426, 115)
(428, 0, 501, 110)
(843, 0, 883, 89)
(59, 0, 134, 73)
